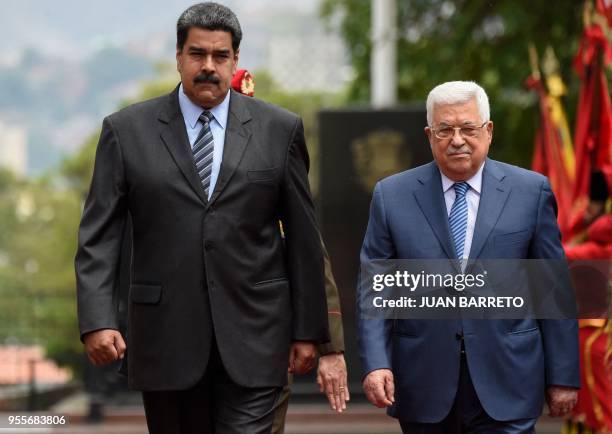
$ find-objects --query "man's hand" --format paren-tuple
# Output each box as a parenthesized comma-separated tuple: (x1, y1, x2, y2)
(317, 352, 350, 413)
(363, 369, 394, 408)
(288, 341, 317, 375)
(546, 386, 578, 417)
(83, 329, 126, 366)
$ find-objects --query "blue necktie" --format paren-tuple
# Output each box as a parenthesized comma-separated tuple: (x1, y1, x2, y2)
(449, 182, 469, 259)
(192, 111, 215, 198)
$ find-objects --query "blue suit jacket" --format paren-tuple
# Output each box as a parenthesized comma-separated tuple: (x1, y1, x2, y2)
(357, 158, 579, 423)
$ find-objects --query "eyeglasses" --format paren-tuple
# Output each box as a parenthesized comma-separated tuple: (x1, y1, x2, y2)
(430, 122, 488, 140)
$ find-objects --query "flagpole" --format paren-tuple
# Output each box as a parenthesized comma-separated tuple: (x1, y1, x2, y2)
(371, 0, 397, 108)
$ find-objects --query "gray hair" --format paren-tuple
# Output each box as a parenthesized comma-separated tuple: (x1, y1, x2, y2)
(426, 81, 490, 126)
(177, 2, 243, 52)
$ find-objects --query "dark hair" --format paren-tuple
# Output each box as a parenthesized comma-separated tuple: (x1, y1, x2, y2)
(176, 2, 242, 52)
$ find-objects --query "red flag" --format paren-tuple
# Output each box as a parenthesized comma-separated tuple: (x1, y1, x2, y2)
(567, 19, 612, 240)
(596, 0, 612, 28)
(527, 74, 575, 236)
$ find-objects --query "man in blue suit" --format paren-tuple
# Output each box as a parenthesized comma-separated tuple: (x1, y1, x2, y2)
(357, 81, 580, 433)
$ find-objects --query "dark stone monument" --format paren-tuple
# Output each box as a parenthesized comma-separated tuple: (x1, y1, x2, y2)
(317, 106, 431, 389)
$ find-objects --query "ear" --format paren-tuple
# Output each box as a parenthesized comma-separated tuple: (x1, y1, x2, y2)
(176, 47, 182, 73)
(232, 49, 240, 74)
(425, 126, 434, 147)
(486, 121, 494, 143)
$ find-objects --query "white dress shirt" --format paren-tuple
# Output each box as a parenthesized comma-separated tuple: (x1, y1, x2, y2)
(440, 162, 485, 260)
(178, 84, 230, 200)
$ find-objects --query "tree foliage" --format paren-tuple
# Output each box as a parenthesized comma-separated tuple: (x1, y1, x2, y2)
(320, 0, 585, 167)
(0, 169, 83, 370)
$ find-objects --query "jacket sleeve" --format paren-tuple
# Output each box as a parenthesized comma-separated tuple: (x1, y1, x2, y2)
(317, 239, 345, 355)
(279, 117, 329, 343)
(530, 179, 580, 388)
(357, 182, 395, 378)
(75, 116, 128, 341)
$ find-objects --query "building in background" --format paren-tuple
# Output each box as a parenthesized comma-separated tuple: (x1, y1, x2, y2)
(0, 121, 28, 177)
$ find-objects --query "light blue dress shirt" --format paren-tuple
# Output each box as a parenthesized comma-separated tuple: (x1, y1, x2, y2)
(178, 84, 230, 200)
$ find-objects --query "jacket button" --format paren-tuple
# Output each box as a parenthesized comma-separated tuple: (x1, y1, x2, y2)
(205, 241, 214, 251)
(455, 332, 464, 340)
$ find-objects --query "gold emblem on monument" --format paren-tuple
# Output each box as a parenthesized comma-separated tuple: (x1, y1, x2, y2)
(351, 129, 412, 193)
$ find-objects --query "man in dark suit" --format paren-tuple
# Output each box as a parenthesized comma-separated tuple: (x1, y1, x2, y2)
(75, 3, 329, 433)
(357, 81, 580, 433)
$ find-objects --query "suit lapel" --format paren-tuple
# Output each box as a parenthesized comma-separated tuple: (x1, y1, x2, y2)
(207, 90, 252, 208)
(413, 162, 456, 260)
(468, 159, 511, 259)
(158, 86, 209, 205)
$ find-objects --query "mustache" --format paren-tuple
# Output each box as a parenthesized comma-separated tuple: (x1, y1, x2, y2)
(194, 73, 220, 84)
(447, 147, 472, 156)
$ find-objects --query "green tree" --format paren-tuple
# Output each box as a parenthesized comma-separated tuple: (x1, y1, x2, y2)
(0, 169, 83, 370)
(320, 0, 585, 167)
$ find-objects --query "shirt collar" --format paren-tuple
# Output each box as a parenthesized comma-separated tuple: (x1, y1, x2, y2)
(440, 161, 485, 194)
(178, 83, 230, 130)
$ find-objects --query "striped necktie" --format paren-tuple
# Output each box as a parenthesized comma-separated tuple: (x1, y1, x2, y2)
(192, 111, 215, 198)
(449, 182, 469, 259)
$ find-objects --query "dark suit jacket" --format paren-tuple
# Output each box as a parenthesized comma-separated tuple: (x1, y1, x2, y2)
(357, 159, 579, 422)
(75, 86, 329, 391)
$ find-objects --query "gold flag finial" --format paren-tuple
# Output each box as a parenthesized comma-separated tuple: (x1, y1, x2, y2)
(543, 46, 567, 98)
(542, 46, 560, 76)
(583, 0, 593, 28)
(528, 43, 540, 79)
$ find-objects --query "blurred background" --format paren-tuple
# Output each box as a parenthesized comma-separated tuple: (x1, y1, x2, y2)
(0, 0, 609, 433)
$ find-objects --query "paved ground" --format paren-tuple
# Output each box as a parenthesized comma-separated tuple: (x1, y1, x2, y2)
(0, 409, 564, 433)
(0, 392, 565, 433)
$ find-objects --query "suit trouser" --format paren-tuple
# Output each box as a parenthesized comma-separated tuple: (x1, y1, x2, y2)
(142, 341, 281, 434)
(399, 353, 537, 434)
(270, 374, 292, 434)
